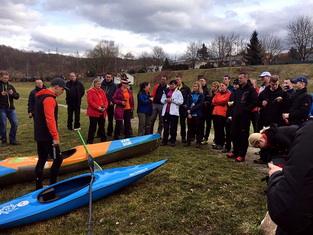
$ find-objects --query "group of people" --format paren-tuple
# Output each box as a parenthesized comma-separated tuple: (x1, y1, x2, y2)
(3, 70, 313, 233)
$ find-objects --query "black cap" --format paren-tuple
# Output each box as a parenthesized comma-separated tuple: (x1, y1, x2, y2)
(51, 77, 70, 90)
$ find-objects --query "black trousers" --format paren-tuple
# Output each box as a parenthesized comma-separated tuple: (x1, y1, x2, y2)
(213, 115, 226, 146)
(67, 102, 81, 129)
(231, 116, 251, 157)
(203, 114, 213, 141)
(224, 119, 232, 150)
(35, 141, 63, 189)
(114, 109, 132, 139)
(87, 115, 106, 144)
(106, 104, 114, 136)
(187, 116, 204, 144)
(179, 106, 187, 140)
(162, 113, 179, 144)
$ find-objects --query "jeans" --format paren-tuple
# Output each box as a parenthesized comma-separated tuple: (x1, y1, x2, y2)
(150, 103, 164, 134)
(0, 108, 18, 143)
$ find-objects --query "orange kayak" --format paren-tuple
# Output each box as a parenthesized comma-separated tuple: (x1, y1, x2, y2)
(0, 134, 160, 186)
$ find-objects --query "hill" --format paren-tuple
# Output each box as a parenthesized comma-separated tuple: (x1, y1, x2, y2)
(133, 64, 313, 92)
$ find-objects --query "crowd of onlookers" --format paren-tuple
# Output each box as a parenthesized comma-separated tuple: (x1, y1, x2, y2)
(1, 71, 312, 164)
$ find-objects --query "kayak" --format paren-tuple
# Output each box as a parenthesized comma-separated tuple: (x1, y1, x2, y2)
(0, 134, 160, 186)
(0, 159, 167, 230)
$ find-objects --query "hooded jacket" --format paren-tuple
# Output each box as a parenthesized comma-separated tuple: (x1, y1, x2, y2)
(65, 79, 85, 104)
(34, 89, 58, 141)
(101, 79, 117, 102)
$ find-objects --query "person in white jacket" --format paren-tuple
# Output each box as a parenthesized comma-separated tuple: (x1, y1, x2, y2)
(160, 80, 183, 146)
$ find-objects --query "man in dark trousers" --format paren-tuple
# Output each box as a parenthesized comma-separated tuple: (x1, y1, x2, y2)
(227, 72, 258, 162)
(28, 79, 44, 119)
(175, 75, 191, 143)
(282, 76, 312, 126)
(35, 77, 69, 190)
(65, 72, 85, 130)
(150, 75, 168, 135)
(101, 72, 117, 137)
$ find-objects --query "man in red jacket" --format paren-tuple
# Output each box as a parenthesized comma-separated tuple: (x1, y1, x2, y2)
(34, 77, 69, 190)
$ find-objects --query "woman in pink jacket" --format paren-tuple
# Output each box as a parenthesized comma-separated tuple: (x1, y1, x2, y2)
(112, 78, 134, 140)
(86, 78, 108, 144)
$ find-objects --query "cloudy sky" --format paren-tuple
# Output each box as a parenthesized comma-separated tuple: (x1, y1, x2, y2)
(0, 0, 312, 59)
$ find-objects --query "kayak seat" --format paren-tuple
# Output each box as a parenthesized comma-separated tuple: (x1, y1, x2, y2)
(38, 187, 60, 203)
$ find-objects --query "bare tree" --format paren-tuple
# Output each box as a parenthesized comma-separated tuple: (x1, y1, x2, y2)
(138, 51, 153, 68)
(85, 40, 119, 73)
(208, 33, 240, 67)
(261, 33, 284, 64)
(286, 15, 313, 61)
(184, 41, 201, 69)
(151, 46, 166, 70)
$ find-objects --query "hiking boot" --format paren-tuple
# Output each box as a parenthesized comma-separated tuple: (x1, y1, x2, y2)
(235, 156, 245, 162)
(1, 141, 8, 147)
(216, 145, 223, 150)
(253, 159, 267, 164)
(10, 141, 21, 145)
(201, 140, 208, 145)
(222, 148, 230, 153)
(226, 153, 237, 159)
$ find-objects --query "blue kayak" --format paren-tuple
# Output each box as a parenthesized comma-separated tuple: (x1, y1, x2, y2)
(0, 134, 160, 186)
(0, 159, 167, 230)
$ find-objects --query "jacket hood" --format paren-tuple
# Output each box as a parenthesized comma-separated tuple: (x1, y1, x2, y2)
(36, 89, 55, 98)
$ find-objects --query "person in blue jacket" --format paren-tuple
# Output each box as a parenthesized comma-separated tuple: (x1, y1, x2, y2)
(137, 82, 153, 136)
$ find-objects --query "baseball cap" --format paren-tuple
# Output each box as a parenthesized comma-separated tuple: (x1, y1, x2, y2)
(120, 79, 130, 84)
(51, 77, 70, 90)
(291, 76, 308, 85)
(259, 71, 271, 77)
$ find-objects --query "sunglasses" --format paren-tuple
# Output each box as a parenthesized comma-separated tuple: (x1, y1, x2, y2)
(0, 71, 9, 75)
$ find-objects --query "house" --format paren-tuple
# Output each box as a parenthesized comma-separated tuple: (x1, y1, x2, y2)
(95, 72, 134, 85)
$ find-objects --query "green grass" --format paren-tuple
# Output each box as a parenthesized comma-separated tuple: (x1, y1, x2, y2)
(0, 81, 268, 234)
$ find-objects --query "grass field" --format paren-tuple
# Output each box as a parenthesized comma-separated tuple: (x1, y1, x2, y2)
(1, 78, 269, 234)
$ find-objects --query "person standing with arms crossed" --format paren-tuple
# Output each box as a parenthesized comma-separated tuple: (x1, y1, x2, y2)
(65, 72, 85, 130)
(34, 77, 69, 190)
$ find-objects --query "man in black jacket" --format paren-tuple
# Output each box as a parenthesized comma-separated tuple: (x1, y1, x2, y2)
(176, 75, 191, 143)
(101, 73, 117, 136)
(65, 72, 85, 130)
(267, 120, 313, 234)
(28, 79, 44, 119)
(0, 71, 20, 147)
(282, 76, 312, 126)
(227, 72, 258, 162)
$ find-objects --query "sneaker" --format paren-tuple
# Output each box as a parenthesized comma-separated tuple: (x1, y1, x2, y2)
(170, 142, 176, 146)
(226, 153, 237, 159)
(235, 156, 245, 162)
(222, 149, 230, 153)
(10, 141, 21, 145)
(201, 140, 208, 145)
(195, 143, 200, 148)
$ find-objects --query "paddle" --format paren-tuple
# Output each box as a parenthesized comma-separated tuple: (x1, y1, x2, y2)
(74, 128, 102, 235)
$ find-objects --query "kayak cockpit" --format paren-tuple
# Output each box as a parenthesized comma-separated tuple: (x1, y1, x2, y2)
(37, 175, 92, 203)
